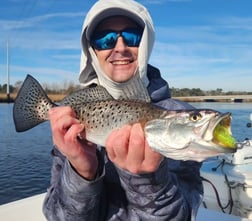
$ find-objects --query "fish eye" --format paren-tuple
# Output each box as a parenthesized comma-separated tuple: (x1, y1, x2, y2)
(189, 112, 202, 122)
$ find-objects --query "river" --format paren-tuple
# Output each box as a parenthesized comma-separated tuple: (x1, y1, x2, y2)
(0, 102, 251, 205)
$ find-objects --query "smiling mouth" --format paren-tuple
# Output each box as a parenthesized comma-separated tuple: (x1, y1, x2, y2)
(110, 60, 134, 65)
(111, 60, 132, 65)
(111, 61, 130, 65)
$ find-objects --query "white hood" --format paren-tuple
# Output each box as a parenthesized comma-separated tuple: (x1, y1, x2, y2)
(79, 0, 155, 100)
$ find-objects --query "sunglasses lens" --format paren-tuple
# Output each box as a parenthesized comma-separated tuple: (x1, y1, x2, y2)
(91, 28, 142, 50)
(122, 29, 142, 47)
(92, 31, 118, 50)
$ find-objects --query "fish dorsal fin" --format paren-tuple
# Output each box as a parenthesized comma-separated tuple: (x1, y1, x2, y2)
(117, 94, 151, 103)
(61, 85, 114, 106)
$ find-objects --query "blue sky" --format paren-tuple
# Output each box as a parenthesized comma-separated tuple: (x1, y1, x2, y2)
(0, 0, 252, 91)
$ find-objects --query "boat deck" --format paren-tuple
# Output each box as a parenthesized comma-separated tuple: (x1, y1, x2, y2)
(0, 193, 251, 221)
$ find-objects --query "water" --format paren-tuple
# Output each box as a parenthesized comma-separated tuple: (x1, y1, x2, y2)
(0, 102, 251, 205)
(0, 103, 52, 205)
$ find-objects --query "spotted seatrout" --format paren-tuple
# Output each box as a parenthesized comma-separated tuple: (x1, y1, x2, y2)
(13, 75, 237, 162)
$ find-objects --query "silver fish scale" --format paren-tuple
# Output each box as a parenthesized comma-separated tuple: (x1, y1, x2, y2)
(76, 99, 165, 132)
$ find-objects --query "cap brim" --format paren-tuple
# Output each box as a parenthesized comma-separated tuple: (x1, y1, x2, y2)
(86, 8, 144, 40)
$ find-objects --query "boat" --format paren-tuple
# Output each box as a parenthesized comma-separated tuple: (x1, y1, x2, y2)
(200, 113, 252, 220)
(0, 192, 251, 221)
(0, 115, 252, 221)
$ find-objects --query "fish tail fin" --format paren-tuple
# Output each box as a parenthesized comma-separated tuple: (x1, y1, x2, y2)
(13, 74, 55, 132)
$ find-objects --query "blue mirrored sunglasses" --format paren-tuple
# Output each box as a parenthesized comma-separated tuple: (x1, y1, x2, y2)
(91, 28, 143, 50)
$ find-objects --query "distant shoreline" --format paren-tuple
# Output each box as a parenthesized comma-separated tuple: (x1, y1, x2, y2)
(173, 95, 252, 103)
(1, 93, 252, 103)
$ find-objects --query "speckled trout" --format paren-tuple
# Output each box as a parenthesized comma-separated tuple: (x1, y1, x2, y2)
(13, 75, 237, 162)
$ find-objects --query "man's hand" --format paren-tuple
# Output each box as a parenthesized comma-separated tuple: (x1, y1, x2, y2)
(49, 106, 98, 180)
(106, 123, 163, 174)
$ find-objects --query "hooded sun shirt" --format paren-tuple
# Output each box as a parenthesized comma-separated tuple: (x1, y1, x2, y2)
(79, 0, 155, 101)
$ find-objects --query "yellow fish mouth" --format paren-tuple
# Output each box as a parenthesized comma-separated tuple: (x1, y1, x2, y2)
(212, 114, 236, 149)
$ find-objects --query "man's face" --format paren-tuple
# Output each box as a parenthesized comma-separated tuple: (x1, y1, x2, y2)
(93, 16, 140, 83)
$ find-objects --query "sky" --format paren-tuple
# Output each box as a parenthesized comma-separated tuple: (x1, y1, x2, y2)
(0, 0, 252, 92)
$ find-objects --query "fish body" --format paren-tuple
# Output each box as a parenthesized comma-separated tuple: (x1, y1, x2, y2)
(13, 75, 237, 162)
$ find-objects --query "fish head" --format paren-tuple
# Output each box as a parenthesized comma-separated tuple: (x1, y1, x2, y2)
(144, 109, 237, 162)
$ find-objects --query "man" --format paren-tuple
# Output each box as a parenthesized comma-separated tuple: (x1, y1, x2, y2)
(43, 0, 203, 220)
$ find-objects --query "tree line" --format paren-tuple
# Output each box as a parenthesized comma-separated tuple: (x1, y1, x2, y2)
(0, 82, 252, 97)
(0, 80, 80, 95)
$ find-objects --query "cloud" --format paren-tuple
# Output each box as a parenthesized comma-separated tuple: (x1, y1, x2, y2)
(0, 11, 84, 86)
(0, 12, 84, 31)
(140, 0, 191, 4)
(8, 30, 81, 50)
(1, 1, 252, 92)
(0, 62, 79, 85)
(150, 16, 252, 91)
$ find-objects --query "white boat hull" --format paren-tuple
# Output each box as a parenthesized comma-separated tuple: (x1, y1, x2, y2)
(0, 193, 250, 221)
(201, 144, 252, 219)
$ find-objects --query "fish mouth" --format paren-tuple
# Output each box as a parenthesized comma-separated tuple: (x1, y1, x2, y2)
(210, 112, 237, 152)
